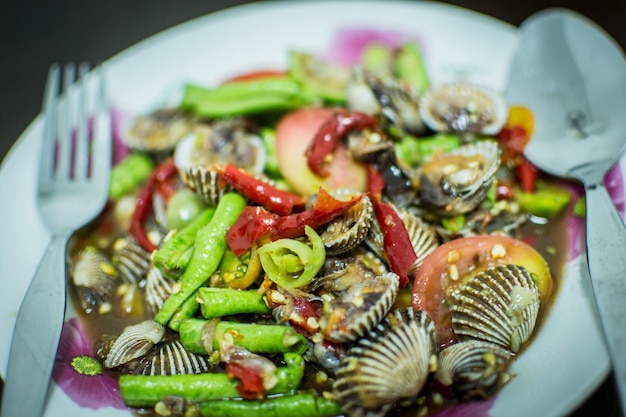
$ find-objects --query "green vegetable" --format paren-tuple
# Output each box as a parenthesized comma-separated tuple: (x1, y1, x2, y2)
(198, 393, 342, 417)
(515, 180, 572, 217)
(167, 289, 201, 332)
(573, 196, 586, 217)
(180, 79, 318, 118)
(258, 226, 325, 289)
(197, 287, 271, 319)
(362, 42, 393, 77)
(288, 51, 349, 103)
(119, 353, 304, 407)
(179, 318, 308, 355)
(395, 133, 462, 166)
(165, 188, 208, 230)
(394, 41, 430, 94)
(108, 152, 153, 200)
(261, 128, 282, 178)
(153, 207, 216, 279)
(154, 193, 247, 326)
(441, 215, 466, 233)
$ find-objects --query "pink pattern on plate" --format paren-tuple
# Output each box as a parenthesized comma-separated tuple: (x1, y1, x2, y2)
(322, 27, 425, 66)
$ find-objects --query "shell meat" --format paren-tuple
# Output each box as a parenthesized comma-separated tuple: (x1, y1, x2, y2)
(333, 308, 439, 417)
(435, 339, 512, 400)
(70, 246, 118, 314)
(417, 140, 501, 216)
(419, 82, 507, 135)
(104, 320, 165, 368)
(449, 264, 541, 353)
(320, 192, 374, 256)
(124, 108, 194, 154)
(318, 264, 400, 344)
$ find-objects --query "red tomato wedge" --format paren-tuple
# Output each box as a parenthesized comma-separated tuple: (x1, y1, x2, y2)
(223, 69, 288, 83)
(411, 234, 552, 348)
(275, 107, 367, 196)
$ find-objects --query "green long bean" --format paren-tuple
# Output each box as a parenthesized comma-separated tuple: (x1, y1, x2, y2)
(119, 353, 304, 407)
(154, 193, 247, 326)
(154, 207, 216, 279)
(197, 287, 271, 319)
(179, 319, 308, 355)
(109, 152, 153, 200)
(199, 393, 342, 417)
(168, 289, 201, 332)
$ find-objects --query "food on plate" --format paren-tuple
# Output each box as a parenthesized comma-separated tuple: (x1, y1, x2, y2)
(66, 36, 573, 417)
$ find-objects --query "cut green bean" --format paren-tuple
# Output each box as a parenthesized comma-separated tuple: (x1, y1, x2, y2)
(179, 319, 308, 355)
(109, 152, 153, 200)
(197, 287, 271, 319)
(154, 193, 247, 326)
(154, 207, 216, 279)
(168, 289, 201, 332)
(395, 133, 462, 166)
(394, 41, 430, 95)
(119, 352, 304, 407)
(198, 393, 342, 417)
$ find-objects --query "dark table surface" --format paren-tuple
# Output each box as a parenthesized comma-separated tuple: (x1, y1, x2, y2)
(0, 1, 624, 416)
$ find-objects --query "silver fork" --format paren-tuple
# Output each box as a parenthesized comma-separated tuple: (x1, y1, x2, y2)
(0, 63, 111, 417)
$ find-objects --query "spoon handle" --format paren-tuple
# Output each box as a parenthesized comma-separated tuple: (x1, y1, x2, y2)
(585, 181, 626, 414)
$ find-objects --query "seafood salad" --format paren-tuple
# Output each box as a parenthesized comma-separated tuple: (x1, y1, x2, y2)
(66, 36, 575, 417)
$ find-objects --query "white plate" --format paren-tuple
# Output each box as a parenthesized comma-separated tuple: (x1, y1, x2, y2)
(1, 1, 624, 416)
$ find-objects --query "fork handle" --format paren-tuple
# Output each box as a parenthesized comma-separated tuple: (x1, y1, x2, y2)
(584, 181, 626, 415)
(1, 233, 69, 417)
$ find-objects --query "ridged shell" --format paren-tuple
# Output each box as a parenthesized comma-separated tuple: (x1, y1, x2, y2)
(418, 140, 501, 216)
(145, 264, 175, 314)
(124, 108, 193, 154)
(419, 82, 507, 135)
(320, 193, 374, 256)
(104, 320, 165, 368)
(71, 246, 118, 314)
(365, 205, 438, 268)
(320, 270, 400, 343)
(140, 340, 211, 376)
(112, 236, 152, 284)
(435, 340, 512, 400)
(179, 165, 232, 206)
(333, 308, 438, 417)
(449, 264, 541, 353)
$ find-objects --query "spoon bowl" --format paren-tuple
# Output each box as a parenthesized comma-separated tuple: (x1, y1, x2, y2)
(506, 8, 626, 414)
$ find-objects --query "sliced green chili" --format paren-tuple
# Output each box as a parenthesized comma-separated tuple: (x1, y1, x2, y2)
(258, 225, 325, 289)
(153, 207, 216, 279)
(515, 180, 572, 217)
(109, 152, 153, 200)
(154, 192, 247, 326)
(198, 393, 342, 417)
(395, 133, 462, 167)
(197, 287, 271, 319)
(119, 352, 304, 407)
(179, 318, 308, 355)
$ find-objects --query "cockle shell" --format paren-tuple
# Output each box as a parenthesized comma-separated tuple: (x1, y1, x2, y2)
(449, 264, 541, 353)
(112, 236, 152, 284)
(145, 264, 176, 314)
(320, 192, 374, 256)
(419, 82, 507, 135)
(140, 340, 212, 376)
(70, 246, 118, 314)
(333, 308, 439, 417)
(418, 140, 501, 216)
(435, 339, 512, 400)
(124, 108, 194, 154)
(104, 320, 165, 368)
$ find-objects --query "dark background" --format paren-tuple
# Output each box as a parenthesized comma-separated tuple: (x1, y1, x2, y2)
(0, 1, 624, 415)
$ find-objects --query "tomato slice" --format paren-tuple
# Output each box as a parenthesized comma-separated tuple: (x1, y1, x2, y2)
(411, 234, 552, 348)
(223, 69, 288, 83)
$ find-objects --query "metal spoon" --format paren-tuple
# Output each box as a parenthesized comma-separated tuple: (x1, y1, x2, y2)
(506, 8, 626, 414)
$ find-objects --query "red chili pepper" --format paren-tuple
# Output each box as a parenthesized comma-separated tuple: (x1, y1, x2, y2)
(305, 110, 378, 177)
(516, 157, 539, 193)
(226, 188, 362, 256)
(367, 165, 416, 287)
(128, 158, 178, 252)
(225, 362, 265, 400)
(221, 163, 305, 216)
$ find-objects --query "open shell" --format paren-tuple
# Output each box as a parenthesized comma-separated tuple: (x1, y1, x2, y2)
(333, 308, 438, 417)
(417, 140, 500, 216)
(449, 264, 541, 353)
(320, 192, 374, 256)
(70, 246, 118, 314)
(112, 236, 152, 284)
(436, 339, 512, 400)
(319, 266, 400, 344)
(123, 108, 194, 154)
(104, 320, 165, 368)
(419, 82, 507, 135)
